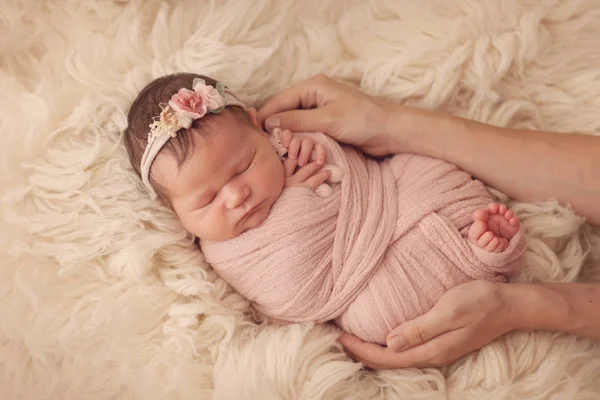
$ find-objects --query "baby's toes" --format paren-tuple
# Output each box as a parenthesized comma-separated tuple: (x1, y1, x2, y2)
(468, 220, 488, 243)
(492, 238, 505, 252)
(472, 209, 489, 222)
(504, 210, 514, 220)
(508, 217, 519, 227)
(477, 231, 495, 248)
(498, 204, 507, 215)
(485, 236, 500, 252)
(487, 203, 500, 214)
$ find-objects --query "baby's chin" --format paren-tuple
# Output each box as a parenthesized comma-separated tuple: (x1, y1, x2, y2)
(202, 212, 269, 242)
(202, 202, 273, 242)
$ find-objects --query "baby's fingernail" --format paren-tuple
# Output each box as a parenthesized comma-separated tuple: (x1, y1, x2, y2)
(387, 336, 405, 352)
(265, 117, 280, 132)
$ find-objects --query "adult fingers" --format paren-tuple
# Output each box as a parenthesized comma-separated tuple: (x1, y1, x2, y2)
(386, 325, 494, 368)
(262, 107, 335, 135)
(257, 74, 329, 126)
(339, 327, 473, 369)
(386, 305, 455, 352)
(337, 333, 393, 369)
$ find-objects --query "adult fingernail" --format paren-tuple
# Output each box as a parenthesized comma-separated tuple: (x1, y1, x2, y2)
(265, 117, 280, 132)
(388, 336, 405, 352)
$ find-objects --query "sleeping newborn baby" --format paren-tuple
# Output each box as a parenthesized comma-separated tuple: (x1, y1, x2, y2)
(123, 73, 526, 345)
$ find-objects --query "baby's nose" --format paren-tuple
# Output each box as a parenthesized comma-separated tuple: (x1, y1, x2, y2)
(224, 182, 250, 210)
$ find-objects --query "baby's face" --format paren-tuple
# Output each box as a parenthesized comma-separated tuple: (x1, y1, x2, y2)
(153, 109, 284, 241)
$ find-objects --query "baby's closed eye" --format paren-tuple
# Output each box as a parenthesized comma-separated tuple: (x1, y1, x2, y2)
(238, 151, 255, 175)
(197, 193, 216, 209)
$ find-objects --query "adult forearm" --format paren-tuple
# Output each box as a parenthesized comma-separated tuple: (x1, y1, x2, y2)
(387, 107, 600, 224)
(508, 282, 600, 340)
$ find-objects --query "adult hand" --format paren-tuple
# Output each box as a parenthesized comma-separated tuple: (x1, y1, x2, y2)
(257, 74, 401, 157)
(337, 280, 522, 369)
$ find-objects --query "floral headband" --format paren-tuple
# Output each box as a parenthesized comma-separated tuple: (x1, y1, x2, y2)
(140, 78, 246, 199)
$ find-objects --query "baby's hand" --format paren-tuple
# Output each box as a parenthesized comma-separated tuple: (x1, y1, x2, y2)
(279, 129, 327, 166)
(283, 158, 331, 190)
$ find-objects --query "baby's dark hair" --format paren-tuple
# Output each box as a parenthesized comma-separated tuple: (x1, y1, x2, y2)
(123, 73, 249, 202)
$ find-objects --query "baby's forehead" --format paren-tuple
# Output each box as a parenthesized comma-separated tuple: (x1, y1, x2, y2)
(191, 120, 257, 177)
(198, 116, 254, 155)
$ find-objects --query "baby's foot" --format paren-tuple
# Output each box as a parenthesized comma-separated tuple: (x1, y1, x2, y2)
(468, 203, 520, 252)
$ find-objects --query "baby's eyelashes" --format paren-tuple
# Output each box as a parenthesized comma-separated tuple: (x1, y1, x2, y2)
(238, 151, 255, 175)
(239, 162, 251, 175)
(197, 194, 216, 209)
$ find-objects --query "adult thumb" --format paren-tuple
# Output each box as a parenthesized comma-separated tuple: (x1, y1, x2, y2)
(386, 309, 445, 352)
(264, 108, 331, 134)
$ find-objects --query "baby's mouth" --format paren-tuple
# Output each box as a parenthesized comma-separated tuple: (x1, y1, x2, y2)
(242, 201, 263, 220)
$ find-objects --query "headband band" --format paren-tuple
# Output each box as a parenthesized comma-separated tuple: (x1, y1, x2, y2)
(140, 78, 246, 199)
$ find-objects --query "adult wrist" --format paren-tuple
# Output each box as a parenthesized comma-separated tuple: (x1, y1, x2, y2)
(379, 102, 453, 156)
(506, 283, 575, 333)
(379, 102, 416, 154)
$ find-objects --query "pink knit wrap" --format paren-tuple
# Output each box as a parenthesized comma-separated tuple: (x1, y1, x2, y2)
(201, 133, 526, 345)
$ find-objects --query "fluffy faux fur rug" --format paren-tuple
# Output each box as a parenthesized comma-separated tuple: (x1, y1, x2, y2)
(2, 0, 600, 398)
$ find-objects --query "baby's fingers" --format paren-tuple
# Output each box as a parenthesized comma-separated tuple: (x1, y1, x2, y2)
(287, 135, 302, 161)
(292, 162, 323, 182)
(281, 129, 293, 148)
(302, 169, 331, 190)
(312, 142, 326, 165)
(298, 138, 314, 166)
(283, 157, 298, 177)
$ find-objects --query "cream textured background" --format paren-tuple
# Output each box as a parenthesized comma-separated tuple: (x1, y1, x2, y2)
(1, 0, 600, 398)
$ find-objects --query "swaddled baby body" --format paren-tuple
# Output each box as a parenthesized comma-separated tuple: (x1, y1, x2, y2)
(123, 73, 526, 345)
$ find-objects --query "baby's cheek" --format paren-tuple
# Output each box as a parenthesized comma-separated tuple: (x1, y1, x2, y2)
(272, 160, 285, 193)
(181, 215, 202, 238)
(202, 208, 235, 241)
(275, 153, 286, 179)
(258, 154, 284, 193)
(185, 208, 219, 240)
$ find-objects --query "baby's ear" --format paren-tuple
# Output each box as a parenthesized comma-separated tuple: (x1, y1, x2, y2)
(247, 107, 261, 129)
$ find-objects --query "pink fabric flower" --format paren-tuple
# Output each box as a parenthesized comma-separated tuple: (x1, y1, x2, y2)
(193, 80, 226, 110)
(168, 88, 208, 119)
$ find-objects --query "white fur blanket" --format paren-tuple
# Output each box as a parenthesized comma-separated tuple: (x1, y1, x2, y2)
(1, 0, 599, 398)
